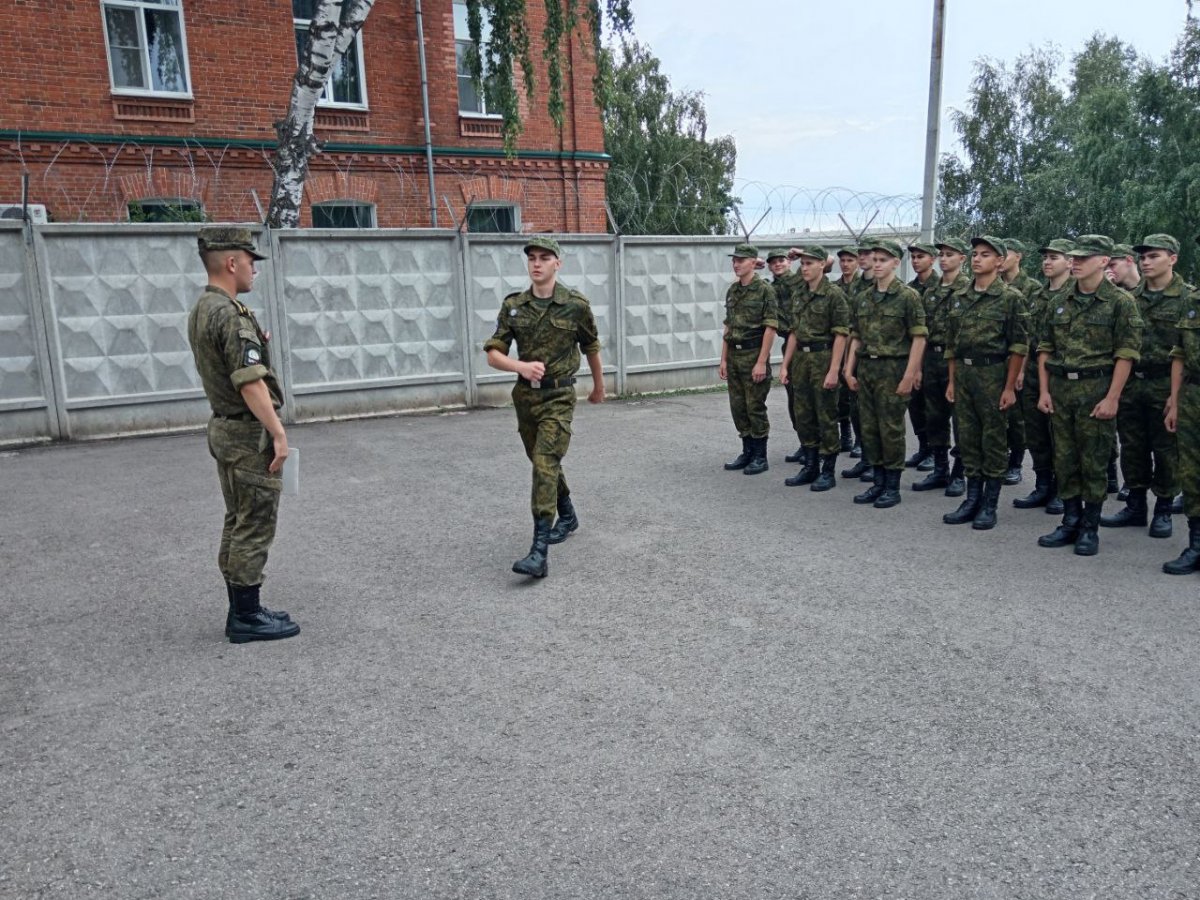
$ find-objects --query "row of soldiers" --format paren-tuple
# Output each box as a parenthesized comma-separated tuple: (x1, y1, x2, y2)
(719, 232, 1200, 572)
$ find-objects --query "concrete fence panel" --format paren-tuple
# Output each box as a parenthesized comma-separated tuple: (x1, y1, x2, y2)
(0, 223, 57, 446)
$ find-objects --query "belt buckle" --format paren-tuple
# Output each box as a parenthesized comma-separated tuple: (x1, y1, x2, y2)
(801, 346, 811, 353)
(1067, 372, 1079, 381)
(963, 358, 974, 366)
(734, 343, 744, 350)
(869, 354, 879, 359)
(531, 379, 541, 389)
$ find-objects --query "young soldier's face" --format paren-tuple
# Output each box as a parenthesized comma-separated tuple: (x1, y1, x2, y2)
(768, 257, 791, 278)
(1001, 251, 1021, 274)
(1041, 251, 1070, 280)
(526, 249, 561, 286)
(732, 256, 756, 278)
(971, 246, 1001, 276)
(910, 250, 934, 276)
(1139, 249, 1176, 281)
(858, 255, 873, 274)
(871, 251, 898, 279)
(938, 248, 964, 276)
(1106, 256, 1137, 283)
(799, 257, 824, 282)
(232, 251, 258, 293)
(1073, 255, 1108, 280)
(838, 255, 858, 278)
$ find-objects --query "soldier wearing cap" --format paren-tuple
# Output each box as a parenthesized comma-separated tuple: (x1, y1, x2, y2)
(1107, 244, 1142, 292)
(843, 245, 880, 483)
(912, 237, 971, 495)
(1036, 234, 1143, 556)
(833, 247, 864, 459)
(778, 245, 851, 490)
(1163, 237, 1200, 574)
(188, 226, 300, 644)
(941, 236, 1030, 530)
(904, 242, 940, 473)
(1000, 238, 1050, 487)
(484, 236, 605, 579)
(767, 249, 803, 463)
(842, 239, 928, 508)
(1101, 234, 1188, 539)
(719, 243, 780, 475)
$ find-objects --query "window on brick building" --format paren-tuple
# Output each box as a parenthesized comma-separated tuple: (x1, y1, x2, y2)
(454, 0, 500, 116)
(293, 1, 367, 107)
(102, 0, 192, 95)
(312, 202, 376, 229)
(128, 198, 204, 223)
(467, 204, 519, 233)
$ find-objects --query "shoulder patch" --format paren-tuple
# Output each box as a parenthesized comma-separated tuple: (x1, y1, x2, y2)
(243, 344, 262, 367)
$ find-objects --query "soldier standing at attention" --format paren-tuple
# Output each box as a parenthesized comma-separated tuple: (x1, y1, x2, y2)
(1102, 234, 1187, 538)
(779, 245, 851, 490)
(834, 247, 863, 457)
(187, 226, 299, 644)
(1000, 239, 1049, 486)
(719, 243, 780, 476)
(913, 237, 971, 495)
(905, 243, 939, 473)
(941, 237, 1030, 530)
(843, 240, 928, 508)
(1036, 235, 1143, 556)
(1105, 244, 1142, 496)
(1163, 248, 1200, 574)
(767, 249, 803, 464)
(844, 246, 879, 482)
(484, 237, 605, 579)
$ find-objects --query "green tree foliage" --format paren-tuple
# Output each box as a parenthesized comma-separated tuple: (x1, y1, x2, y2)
(598, 39, 737, 235)
(938, 17, 1200, 278)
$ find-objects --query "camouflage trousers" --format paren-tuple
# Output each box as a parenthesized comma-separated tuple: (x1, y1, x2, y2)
(908, 385, 927, 442)
(788, 348, 840, 455)
(1021, 369, 1054, 473)
(1116, 375, 1178, 498)
(1007, 388, 1026, 456)
(922, 356, 954, 449)
(1178, 383, 1200, 518)
(857, 356, 909, 471)
(514, 382, 575, 520)
(954, 362, 1009, 479)
(1048, 375, 1118, 503)
(838, 376, 855, 426)
(207, 417, 281, 587)
(779, 333, 796, 431)
(726, 346, 772, 439)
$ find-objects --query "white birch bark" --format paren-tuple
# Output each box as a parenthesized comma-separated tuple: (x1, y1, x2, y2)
(266, 0, 376, 228)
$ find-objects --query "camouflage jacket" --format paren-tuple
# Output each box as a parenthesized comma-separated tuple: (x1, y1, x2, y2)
(483, 282, 600, 380)
(835, 272, 865, 299)
(1134, 273, 1191, 369)
(787, 278, 851, 344)
(1008, 271, 1050, 341)
(923, 271, 971, 350)
(187, 285, 282, 417)
(1039, 278, 1143, 369)
(850, 277, 928, 358)
(945, 278, 1030, 361)
(908, 272, 937, 296)
(771, 271, 802, 335)
(723, 276, 780, 344)
(1170, 289, 1200, 373)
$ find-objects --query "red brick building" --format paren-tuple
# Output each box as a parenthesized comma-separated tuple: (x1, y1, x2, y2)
(0, 0, 609, 231)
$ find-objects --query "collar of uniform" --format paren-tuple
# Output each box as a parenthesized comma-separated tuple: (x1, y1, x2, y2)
(514, 283, 569, 306)
(873, 277, 904, 296)
(967, 277, 1009, 298)
(1078, 278, 1122, 304)
(205, 284, 236, 301)
(1138, 272, 1188, 298)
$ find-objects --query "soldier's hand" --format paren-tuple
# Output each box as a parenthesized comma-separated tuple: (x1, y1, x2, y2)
(945, 384, 955, 404)
(268, 432, 289, 475)
(719, 360, 728, 380)
(1015, 372, 1024, 392)
(845, 373, 859, 392)
(588, 384, 605, 404)
(779, 369, 790, 386)
(751, 362, 768, 383)
(1090, 397, 1118, 420)
(895, 375, 915, 397)
(913, 371, 923, 391)
(999, 388, 1016, 411)
(522, 360, 546, 381)
(1166, 399, 1178, 433)
(754, 258, 766, 270)
(1038, 393, 1054, 415)
(823, 371, 838, 390)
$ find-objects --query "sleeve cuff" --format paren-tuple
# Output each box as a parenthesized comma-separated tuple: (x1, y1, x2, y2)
(1008, 344, 1029, 357)
(230, 364, 269, 390)
(831, 327, 851, 336)
(1171, 347, 1184, 359)
(908, 326, 929, 337)
(581, 341, 601, 355)
(483, 338, 509, 354)
(1114, 349, 1140, 362)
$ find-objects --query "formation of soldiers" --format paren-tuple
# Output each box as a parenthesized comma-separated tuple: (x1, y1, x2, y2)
(720, 233, 1200, 573)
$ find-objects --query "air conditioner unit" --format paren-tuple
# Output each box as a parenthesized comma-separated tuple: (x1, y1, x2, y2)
(0, 203, 48, 224)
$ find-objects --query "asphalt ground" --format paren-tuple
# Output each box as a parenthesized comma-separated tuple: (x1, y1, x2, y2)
(2, 387, 1199, 899)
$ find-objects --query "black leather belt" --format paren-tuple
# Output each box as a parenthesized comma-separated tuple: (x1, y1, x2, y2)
(1047, 365, 1113, 381)
(214, 411, 257, 421)
(864, 354, 904, 360)
(727, 337, 763, 351)
(518, 376, 576, 390)
(796, 341, 831, 353)
(929, 344, 946, 355)
(958, 354, 1008, 367)
(1133, 363, 1171, 379)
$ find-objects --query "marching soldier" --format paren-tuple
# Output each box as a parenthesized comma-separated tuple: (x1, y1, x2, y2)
(905, 242, 939, 472)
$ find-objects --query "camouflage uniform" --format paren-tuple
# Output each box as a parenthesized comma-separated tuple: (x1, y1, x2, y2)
(483, 282, 600, 520)
(771, 267, 802, 432)
(1003, 269, 1049, 472)
(905, 268, 937, 460)
(922, 270, 970, 451)
(1171, 293, 1200, 518)
(1024, 272, 1074, 479)
(945, 279, 1030, 479)
(835, 270, 866, 430)
(786, 277, 851, 454)
(723, 276, 780, 439)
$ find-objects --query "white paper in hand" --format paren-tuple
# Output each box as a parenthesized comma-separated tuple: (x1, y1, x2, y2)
(281, 447, 300, 496)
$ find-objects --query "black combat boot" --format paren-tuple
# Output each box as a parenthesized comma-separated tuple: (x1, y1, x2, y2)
(224, 579, 291, 634)
(724, 437, 752, 470)
(785, 447, 819, 486)
(1117, 483, 1130, 502)
(1100, 487, 1147, 528)
(1074, 500, 1103, 556)
(1045, 476, 1064, 515)
(512, 517, 553, 578)
(859, 464, 876, 483)
(744, 437, 769, 475)
(811, 454, 837, 492)
(1163, 517, 1200, 574)
(945, 455, 966, 498)
(1013, 469, 1053, 509)
(972, 478, 1003, 530)
(905, 441, 931, 469)
(849, 421, 863, 458)
(227, 583, 301, 644)
(842, 455, 869, 479)
(854, 466, 885, 505)
(873, 468, 903, 509)
(1038, 497, 1082, 548)
(1106, 457, 1119, 494)
(1172, 494, 1185, 514)
(1003, 448, 1024, 485)
(546, 494, 579, 544)
(912, 447, 949, 491)
(785, 443, 805, 463)
(839, 420, 854, 453)
(943, 477, 983, 525)
(1149, 495, 1174, 539)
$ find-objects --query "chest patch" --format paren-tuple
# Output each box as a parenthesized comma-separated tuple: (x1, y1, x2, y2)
(1190, 310, 1197, 320)
(1056, 307, 1064, 315)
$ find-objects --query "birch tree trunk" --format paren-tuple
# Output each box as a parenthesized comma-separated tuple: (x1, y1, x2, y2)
(266, 0, 375, 228)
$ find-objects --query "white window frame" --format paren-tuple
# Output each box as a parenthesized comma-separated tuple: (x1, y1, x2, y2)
(101, 0, 193, 98)
(466, 203, 520, 234)
(453, 0, 502, 119)
(293, 10, 368, 109)
(311, 201, 377, 229)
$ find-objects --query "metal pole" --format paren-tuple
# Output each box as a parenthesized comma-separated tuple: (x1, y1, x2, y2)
(920, 0, 946, 243)
(414, 0, 438, 227)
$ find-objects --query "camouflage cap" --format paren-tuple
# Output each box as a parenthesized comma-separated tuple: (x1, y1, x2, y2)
(864, 238, 904, 259)
(835, 245, 859, 258)
(1066, 234, 1115, 257)
(908, 242, 939, 257)
(197, 226, 267, 260)
(765, 248, 791, 261)
(970, 235, 1007, 256)
(523, 235, 562, 257)
(729, 243, 759, 259)
(1133, 233, 1180, 255)
(935, 237, 970, 255)
(1003, 238, 1028, 255)
(1112, 243, 1136, 259)
(796, 245, 829, 262)
(1039, 238, 1075, 255)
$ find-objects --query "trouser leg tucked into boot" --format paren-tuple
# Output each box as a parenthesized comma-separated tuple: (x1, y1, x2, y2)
(227, 583, 301, 644)
(1003, 448, 1024, 486)
(1162, 516, 1200, 574)
(547, 494, 579, 544)
(225, 579, 291, 633)
(1100, 487, 1147, 528)
(811, 453, 837, 492)
(724, 436, 752, 470)
(854, 466, 885, 505)
(513, 517, 553, 578)
(944, 455, 966, 498)
(785, 447, 819, 486)
(1149, 495, 1174, 539)
(873, 468, 902, 509)
(1038, 497, 1082, 548)
(943, 477, 983, 525)
(744, 437, 769, 475)
(972, 478, 1003, 530)
(912, 447, 949, 491)
(840, 420, 854, 453)
(1074, 500, 1103, 556)
(1045, 475, 1064, 515)
(1013, 469, 1052, 509)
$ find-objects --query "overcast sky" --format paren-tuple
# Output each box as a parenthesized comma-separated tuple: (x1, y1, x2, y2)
(625, 0, 1188, 231)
